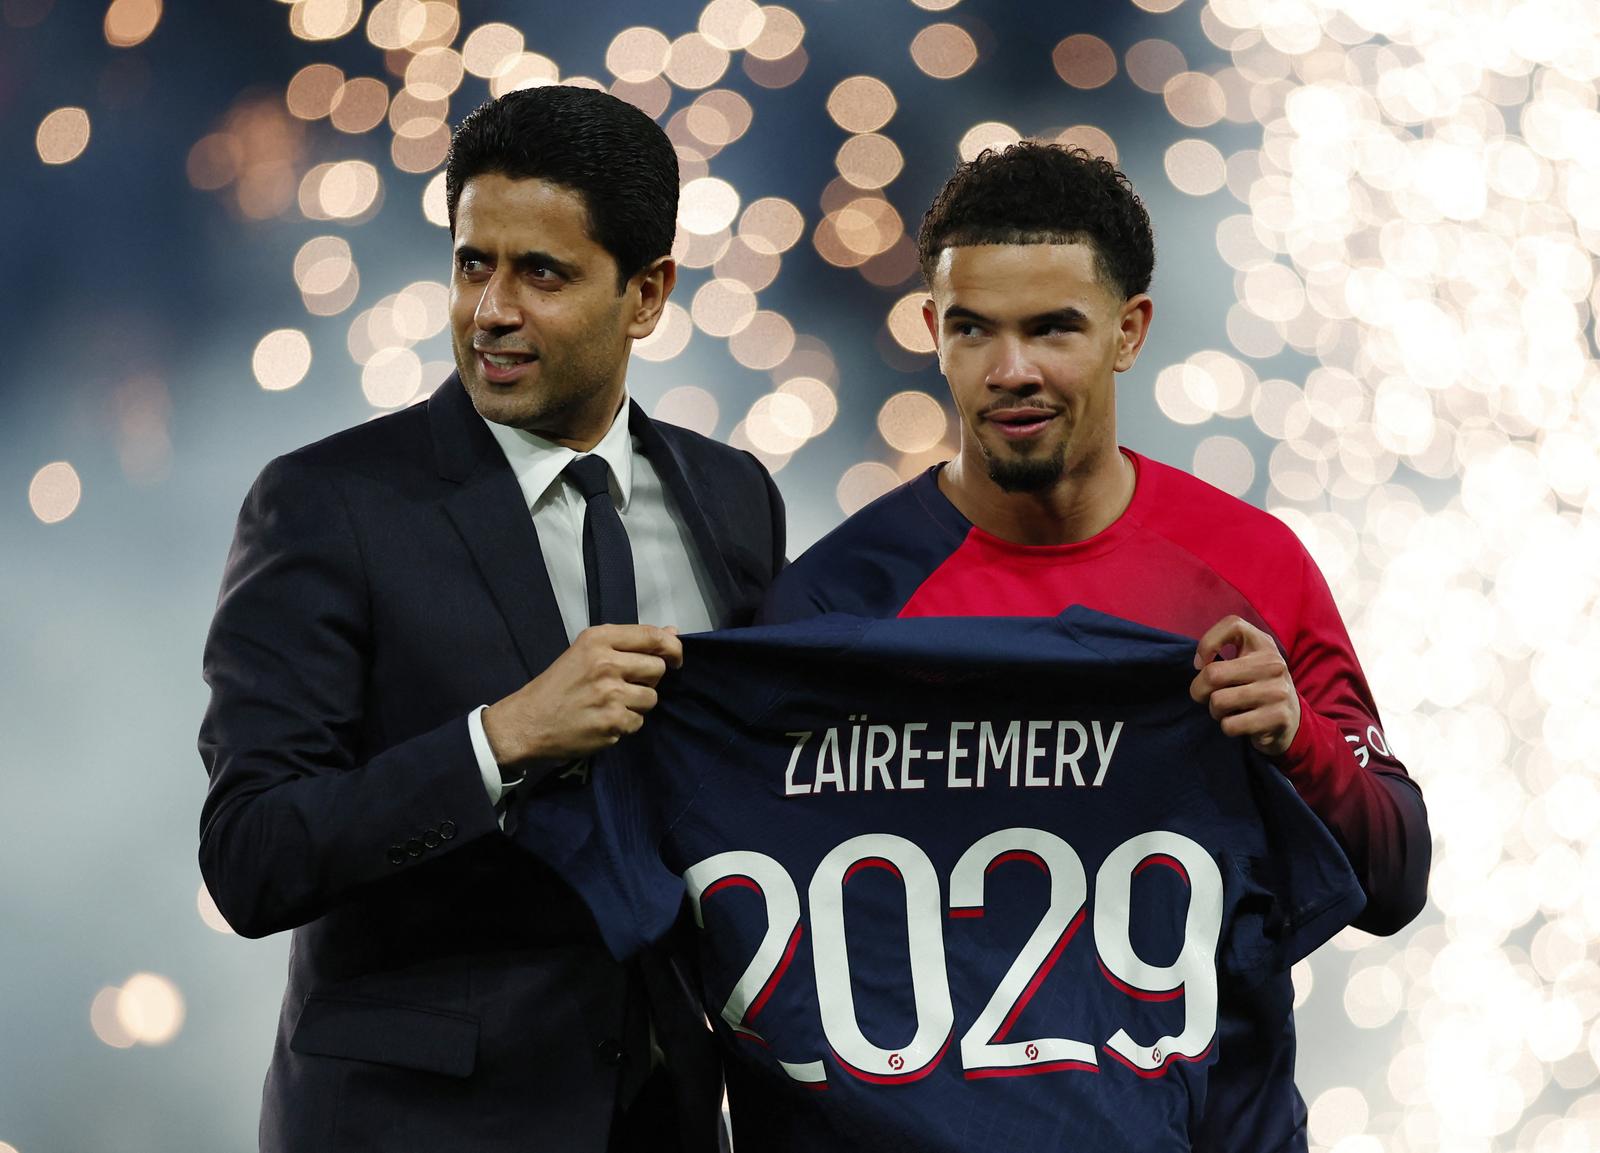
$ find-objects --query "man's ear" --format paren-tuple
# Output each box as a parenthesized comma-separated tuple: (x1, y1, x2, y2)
(1114, 294, 1153, 373)
(626, 256, 678, 340)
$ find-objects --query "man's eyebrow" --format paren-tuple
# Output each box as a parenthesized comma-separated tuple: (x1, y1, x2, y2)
(941, 305, 1090, 327)
(1023, 307, 1089, 327)
(942, 305, 992, 326)
(512, 250, 577, 278)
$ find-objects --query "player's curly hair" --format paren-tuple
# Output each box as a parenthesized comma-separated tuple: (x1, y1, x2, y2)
(917, 141, 1155, 299)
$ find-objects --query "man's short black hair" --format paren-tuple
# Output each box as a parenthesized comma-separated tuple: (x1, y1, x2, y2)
(917, 141, 1155, 299)
(445, 85, 679, 291)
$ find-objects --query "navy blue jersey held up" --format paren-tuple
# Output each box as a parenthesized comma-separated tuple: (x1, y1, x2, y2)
(519, 609, 1364, 1152)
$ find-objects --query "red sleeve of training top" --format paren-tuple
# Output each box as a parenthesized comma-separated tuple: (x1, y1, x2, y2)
(1141, 458, 1430, 936)
(1256, 537, 1430, 935)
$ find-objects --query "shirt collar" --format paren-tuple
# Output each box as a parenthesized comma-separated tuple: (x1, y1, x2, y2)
(483, 392, 634, 513)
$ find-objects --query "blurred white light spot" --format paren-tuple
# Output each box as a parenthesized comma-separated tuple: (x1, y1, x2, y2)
(665, 32, 730, 90)
(910, 24, 977, 79)
(837, 133, 904, 189)
(395, 280, 448, 340)
(253, 329, 313, 391)
(318, 160, 381, 218)
(1192, 435, 1256, 496)
(837, 461, 901, 514)
(1527, 997, 1584, 1062)
(490, 53, 560, 97)
(653, 385, 719, 436)
(739, 197, 805, 255)
(827, 76, 896, 133)
(679, 176, 740, 235)
(1154, 364, 1213, 425)
(778, 376, 838, 437)
(197, 883, 235, 934)
(36, 107, 90, 165)
(1054, 124, 1118, 163)
(877, 391, 947, 453)
(362, 347, 423, 408)
(958, 121, 1020, 162)
(91, 986, 136, 1048)
(1343, 964, 1403, 1029)
(1125, 38, 1186, 94)
(116, 973, 185, 1046)
(461, 22, 523, 78)
(746, 392, 814, 454)
(889, 292, 935, 353)
(745, 5, 805, 60)
(691, 278, 758, 337)
(1165, 139, 1227, 196)
(1053, 34, 1116, 89)
(1241, 263, 1305, 323)
(105, 0, 162, 46)
(729, 310, 797, 370)
(1308, 1086, 1369, 1147)
(1164, 71, 1226, 127)
(700, 0, 766, 50)
(606, 26, 670, 82)
(28, 461, 82, 524)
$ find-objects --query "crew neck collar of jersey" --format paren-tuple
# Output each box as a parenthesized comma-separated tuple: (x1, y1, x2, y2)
(921, 447, 1150, 559)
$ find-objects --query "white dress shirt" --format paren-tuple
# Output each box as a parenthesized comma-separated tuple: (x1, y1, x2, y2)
(466, 392, 720, 805)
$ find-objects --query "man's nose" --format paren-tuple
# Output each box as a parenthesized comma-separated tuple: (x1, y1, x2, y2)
(986, 336, 1042, 390)
(474, 271, 520, 332)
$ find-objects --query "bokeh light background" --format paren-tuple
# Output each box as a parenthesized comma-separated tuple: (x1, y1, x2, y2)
(5, 0, 1600, 1148)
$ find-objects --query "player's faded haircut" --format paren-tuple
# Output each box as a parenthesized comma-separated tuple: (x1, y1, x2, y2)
(917, 141, 1155, 299)
(445, 85, 679, 292)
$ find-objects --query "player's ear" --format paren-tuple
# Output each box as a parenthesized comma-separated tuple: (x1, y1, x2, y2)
(1114, 294, 1153, 373)
(921, 298, 941, 364)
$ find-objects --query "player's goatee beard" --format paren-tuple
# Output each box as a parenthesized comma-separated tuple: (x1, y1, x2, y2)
(987, 445, 1066, 493)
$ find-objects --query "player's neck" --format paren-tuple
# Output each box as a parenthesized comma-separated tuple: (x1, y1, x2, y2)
(939, 446, 1135, 546)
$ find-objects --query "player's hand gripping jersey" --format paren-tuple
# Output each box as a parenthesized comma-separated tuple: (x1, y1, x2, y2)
(517, 610, 1365, 1152)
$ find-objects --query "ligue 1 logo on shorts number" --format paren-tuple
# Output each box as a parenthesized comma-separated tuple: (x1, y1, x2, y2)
(685, 826, 1226, 1088)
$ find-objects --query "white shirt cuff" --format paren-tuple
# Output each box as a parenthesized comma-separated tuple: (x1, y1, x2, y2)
(467, 704, 521, 806)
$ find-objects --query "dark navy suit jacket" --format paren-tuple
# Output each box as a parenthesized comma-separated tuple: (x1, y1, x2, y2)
(199, 374, 785, 1152)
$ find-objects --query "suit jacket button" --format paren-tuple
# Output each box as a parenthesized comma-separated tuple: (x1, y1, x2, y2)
(405, 838, 424, 857)
(596, 1038, 626, 1066)
(423, 828, 442, 849)
(387, 845, 406, 866)
(438, 820, 457, 841)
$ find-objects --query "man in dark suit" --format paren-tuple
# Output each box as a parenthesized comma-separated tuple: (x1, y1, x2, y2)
(199, 86, 785, 1152)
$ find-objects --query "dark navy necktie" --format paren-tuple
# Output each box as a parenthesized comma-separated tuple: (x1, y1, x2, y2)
(563, 454, 638, 627)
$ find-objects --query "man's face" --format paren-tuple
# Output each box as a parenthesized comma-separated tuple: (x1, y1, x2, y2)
(450, 173, 665, 448)
(923, 243, 1150, 493)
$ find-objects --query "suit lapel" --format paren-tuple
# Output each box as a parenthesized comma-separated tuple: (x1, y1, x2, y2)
(628, 401, 740, 624)
(430, 374, 570, 678)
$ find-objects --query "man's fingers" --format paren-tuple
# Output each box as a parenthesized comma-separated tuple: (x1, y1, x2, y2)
(1192, 615, 1272, 669)
(1204, 681, 1287, 720)
(1189, 651, 1288, 700)
(602, 623, 685, 666)
(595, 650, 671, 687)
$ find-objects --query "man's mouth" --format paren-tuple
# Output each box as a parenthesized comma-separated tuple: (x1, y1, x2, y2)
(984, 407, 1059, 440)
(476, 349, 538, 383)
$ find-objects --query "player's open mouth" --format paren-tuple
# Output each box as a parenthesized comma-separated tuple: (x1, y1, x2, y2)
(477, 350, 538, 383)
(985, 409, 1058, 440)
